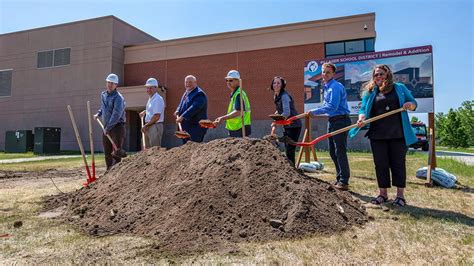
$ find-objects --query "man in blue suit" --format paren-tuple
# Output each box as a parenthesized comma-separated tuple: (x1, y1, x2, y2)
(175, 75, 208, 143)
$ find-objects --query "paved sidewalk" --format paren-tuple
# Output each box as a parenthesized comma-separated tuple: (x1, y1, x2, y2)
(436, 151, 474, 166)
(0, 155, 82, 164)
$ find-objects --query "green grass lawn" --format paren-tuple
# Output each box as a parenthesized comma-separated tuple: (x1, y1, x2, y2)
(0, 154, 106, 171)
(0, 150, 90, 160)
(0, 152, 36, 160)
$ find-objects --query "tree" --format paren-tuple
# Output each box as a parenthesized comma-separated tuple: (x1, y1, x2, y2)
(410, 116, 420, 123)
(435, 101, 473, 148)
(457, 101, 474, 146)
(438, 109, 469, 148)
(435, 112, 447, 144)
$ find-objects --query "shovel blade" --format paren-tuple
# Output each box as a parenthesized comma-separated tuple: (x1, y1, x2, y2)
(112, 149, 127, 159)
(175, 131, 191, 139)
(199, 119, 217, 129)
(272, 120, 292, 126)
(269, 114, 286, 121)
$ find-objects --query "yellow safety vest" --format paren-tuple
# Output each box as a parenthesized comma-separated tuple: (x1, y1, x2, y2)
(226, 87, 251, 131)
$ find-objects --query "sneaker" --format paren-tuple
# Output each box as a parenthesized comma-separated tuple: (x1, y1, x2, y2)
(334, 182, 349, 191)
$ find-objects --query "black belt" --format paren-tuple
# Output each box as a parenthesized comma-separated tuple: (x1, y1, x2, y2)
(328, 114, 350, 122)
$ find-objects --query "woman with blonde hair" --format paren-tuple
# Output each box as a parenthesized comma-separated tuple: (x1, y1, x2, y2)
(351, 64, 417, 207)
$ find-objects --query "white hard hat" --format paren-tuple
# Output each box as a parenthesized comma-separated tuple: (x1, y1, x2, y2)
(105, 73, 119, 84)
(145, 78, 158, 87)
(225, 70, 240, 79)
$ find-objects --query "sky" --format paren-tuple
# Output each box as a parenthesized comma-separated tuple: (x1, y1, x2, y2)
(0, 0, 472, 119)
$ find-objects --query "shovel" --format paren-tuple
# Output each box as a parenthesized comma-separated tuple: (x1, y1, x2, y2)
(95, 118, 127, 159)
(175, 122, 191, 139)
(199, 119, 217, 129)
(270, 112, 308, 126)
(293, 107, 405, 147)
(67, 105, 93, 185)
(141, 116, 146, 150)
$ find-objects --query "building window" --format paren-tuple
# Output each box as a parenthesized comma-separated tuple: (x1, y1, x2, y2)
(37, 50, 54, 68)
(345, 40, 365, 54)
(325, 38, 375, 57)
(54, 48, 70, 66)
(0, 69, 13, 97)
(365, 39, 375, 52)
(325, 42, 345, 56)
(37, 48, 71, 68)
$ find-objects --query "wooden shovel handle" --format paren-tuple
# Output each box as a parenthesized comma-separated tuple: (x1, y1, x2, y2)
(95, 117, 118, 150)
(295, 107, 406, 147)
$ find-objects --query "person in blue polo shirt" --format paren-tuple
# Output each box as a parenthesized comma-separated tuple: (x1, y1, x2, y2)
(307, 63, 351, 190)
(94, 73, 126, 170)
(175, 75, 208, 143)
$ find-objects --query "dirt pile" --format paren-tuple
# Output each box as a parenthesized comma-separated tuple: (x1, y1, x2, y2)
(47, 138, 367, 254)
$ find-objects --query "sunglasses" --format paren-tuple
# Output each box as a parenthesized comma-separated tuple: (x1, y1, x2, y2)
(373, 72, 386, 77)
(226, 79, 236, 83)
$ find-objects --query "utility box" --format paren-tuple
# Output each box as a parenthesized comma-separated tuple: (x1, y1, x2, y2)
(5, 130, 34, 153)
(34, 127, 61, 154)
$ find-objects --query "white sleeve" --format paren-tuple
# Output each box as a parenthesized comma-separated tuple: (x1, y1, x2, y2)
(150, 96, 163, 115)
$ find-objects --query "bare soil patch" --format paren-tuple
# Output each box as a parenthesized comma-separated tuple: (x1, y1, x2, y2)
(44, 138, 367, 255)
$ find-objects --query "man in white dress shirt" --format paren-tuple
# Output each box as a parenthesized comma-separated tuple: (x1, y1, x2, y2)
(140, 78, 165, 148)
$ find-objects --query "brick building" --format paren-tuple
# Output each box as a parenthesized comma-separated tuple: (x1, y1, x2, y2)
(0, 13, 376, 151)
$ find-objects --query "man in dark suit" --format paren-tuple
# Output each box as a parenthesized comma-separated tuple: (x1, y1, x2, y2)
(175, 75, 208, 143)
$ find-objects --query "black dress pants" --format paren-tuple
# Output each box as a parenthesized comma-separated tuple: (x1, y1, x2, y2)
(370, 138, 408, 188)
(328, 117, 351, 184)
(284, 126, 302, 166)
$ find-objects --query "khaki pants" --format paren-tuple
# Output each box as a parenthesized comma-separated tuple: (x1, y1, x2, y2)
(145, 123, 163, 148)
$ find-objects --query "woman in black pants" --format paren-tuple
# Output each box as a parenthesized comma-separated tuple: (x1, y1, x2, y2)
(354, 65, 417, 207)
(270, 76, 302, 166)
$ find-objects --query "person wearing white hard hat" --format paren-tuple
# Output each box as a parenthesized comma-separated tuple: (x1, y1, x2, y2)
(139, 78, 165, 148)
(213, 70, 251, 137)
(175, 75, 208, 143)
(94, 73, 126, 170)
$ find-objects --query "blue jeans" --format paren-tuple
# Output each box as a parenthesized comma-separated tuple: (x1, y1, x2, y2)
(328, 117, 351, 184)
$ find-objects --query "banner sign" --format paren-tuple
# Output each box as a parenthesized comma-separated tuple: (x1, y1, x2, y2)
(304, 45, 434, 114)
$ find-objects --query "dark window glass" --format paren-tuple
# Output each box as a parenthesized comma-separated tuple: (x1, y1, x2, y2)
(345, 40, 365, 54)
(0, 70, 12, 97)
(325, 42, 345, 56)
(37, 50, 54, 68)
(365, 38, 375, 52)
(54, 48, 70, 66)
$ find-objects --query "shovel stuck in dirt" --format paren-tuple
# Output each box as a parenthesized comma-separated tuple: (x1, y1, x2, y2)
(199, 119, 217, 129)
(95, 118, 127, 159)
(67, 105, 94, 185)
(175, 123, 191, 139)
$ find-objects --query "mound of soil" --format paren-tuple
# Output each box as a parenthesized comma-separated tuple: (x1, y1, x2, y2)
(46, 138, 367, 254)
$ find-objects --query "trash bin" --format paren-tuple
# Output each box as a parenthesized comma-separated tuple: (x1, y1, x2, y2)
(5, 130, 34, 153)
(34, 127, 61, 154)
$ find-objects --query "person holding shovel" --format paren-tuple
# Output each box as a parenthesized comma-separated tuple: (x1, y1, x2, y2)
(351, 64, 417, 207)
(140, 78, 165, 148)
(214, 70, 251, 137)
(94, 73, 126, 170)
(270, 76, 302, 166)
(175, 75, 208, 143)
(307, 63, 351, 191)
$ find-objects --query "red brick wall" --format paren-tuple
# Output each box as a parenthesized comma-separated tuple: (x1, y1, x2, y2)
(124, 43, 324, 123)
